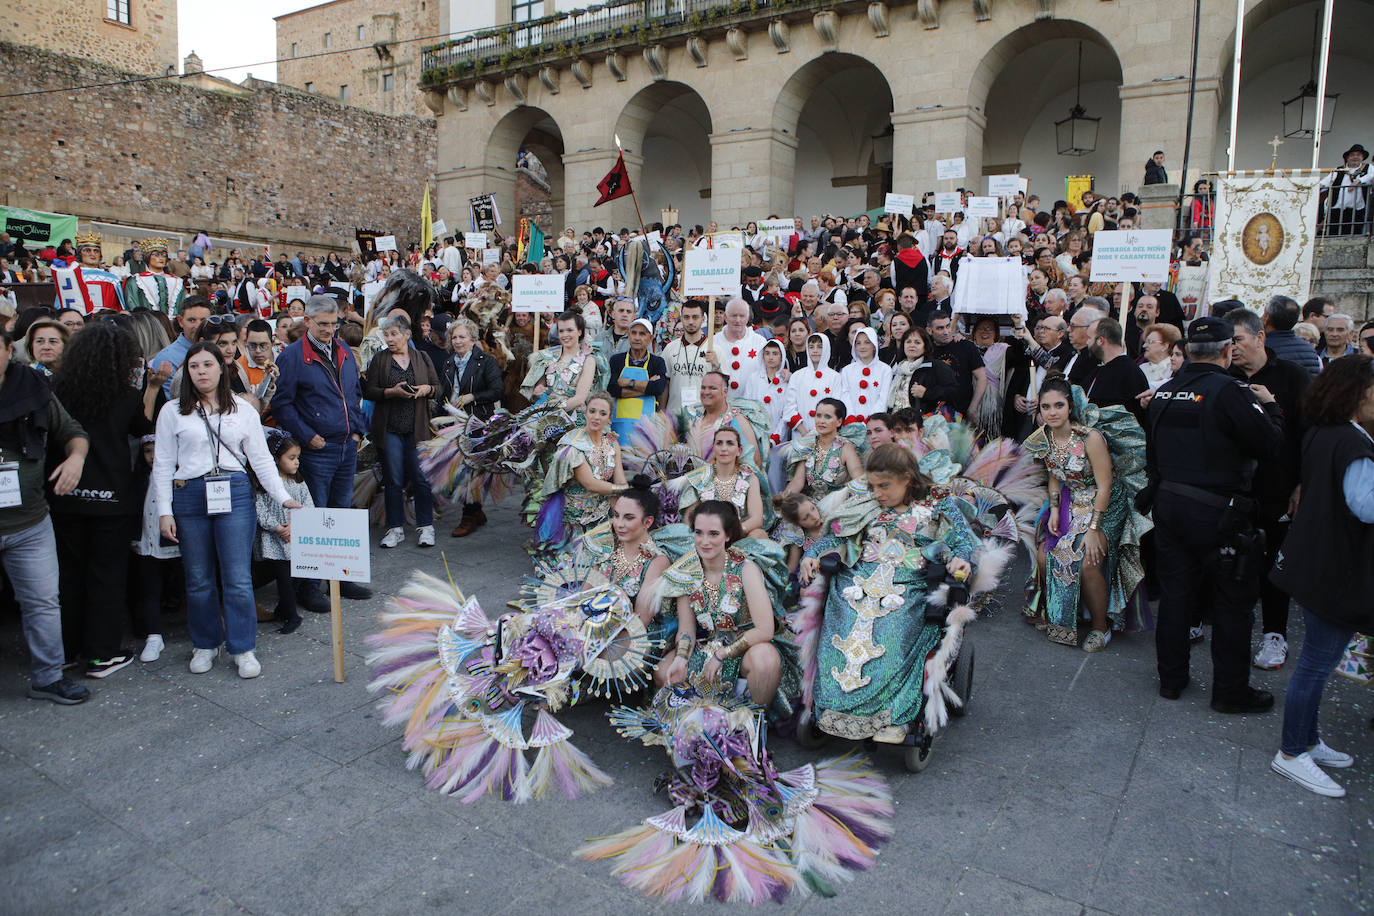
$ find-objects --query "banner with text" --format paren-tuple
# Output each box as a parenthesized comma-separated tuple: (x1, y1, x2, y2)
(884, 193, 915, 216)
(936, 158, 966, 181)
(759, 219, 795, 244)
(934, 192, 961, 213)
(683, 247, 742, 297)
(1089, 229, 1173, 283)
(965, 197, 1000, 219)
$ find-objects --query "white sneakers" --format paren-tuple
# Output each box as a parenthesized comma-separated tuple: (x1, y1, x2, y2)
(1254, 632, 1288, 670)
(417, 525, 436, 547)
(1271, 750, 1347, 798)
(1309, 739, 1354, 769)
(140, 634, 164, 662)
(231, 651, 261, 679)
(189, 647, 218, 674)
(380, 527, 405, 548)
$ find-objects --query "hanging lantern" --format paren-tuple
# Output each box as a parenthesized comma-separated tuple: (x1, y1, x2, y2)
(1055, 42, 1100, 157)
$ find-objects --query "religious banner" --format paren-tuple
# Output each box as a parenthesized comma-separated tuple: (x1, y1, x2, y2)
(1171, 264, 1209, 320)
(951, 257, 1027, 318)
(469, 194, 500, 231)
(1212, 170, 1324, 306)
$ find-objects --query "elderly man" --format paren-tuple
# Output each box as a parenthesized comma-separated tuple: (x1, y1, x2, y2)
(608, 318, 667, 439)
(596, 297, 637, 356)
(274, 295, 370, 602)
(1320, 143, 1372, 235)
(820, 301, 853, 370)
(1319, 313, 1356, 366)
(798, 281, 823, 325)
(711, 298, 768, 393)
(1005, 314, 1071, 438)
(1064, 303, 1105, 387)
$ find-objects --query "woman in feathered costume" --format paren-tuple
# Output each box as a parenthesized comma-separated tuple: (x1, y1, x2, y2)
(670, 426, 771, 539)
(1022, 375, 1151, 650)
(531, 391, 626, 558)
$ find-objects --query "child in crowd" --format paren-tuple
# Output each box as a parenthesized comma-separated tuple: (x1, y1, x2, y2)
(774, 492, 827, 577)
(130, 435, 179, 662)
(256, 432, 315, 634)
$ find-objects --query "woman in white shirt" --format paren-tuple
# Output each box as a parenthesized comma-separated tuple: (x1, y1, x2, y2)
(153, 342, 300, 679)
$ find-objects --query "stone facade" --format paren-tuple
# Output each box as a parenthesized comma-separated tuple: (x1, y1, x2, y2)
(0, 41, 436, 253)
(275, 0, 440, 121)
(513, 167, 554, 236)
(0, 0, 178, 76)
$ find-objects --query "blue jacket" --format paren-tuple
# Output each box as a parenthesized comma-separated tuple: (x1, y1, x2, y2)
(1266, 329, 1321, 378)
(273, 335, 367, 444)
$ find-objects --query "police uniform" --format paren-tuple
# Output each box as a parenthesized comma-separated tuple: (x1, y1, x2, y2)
(1146, 317, 1284, 711)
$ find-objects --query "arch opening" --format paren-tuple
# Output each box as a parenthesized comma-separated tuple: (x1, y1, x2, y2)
(615, 81, 713, 229)
(484, 106, 564, 237)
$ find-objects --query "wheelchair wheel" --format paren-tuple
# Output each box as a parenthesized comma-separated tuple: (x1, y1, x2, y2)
(950, 643, 975, 718)
(796, 717, 829, 750)
(903, 739, 934, 773)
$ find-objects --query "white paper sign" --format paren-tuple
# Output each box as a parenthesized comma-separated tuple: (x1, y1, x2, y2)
(759, 219, 794, 243)
(936, 157, 966, 181)
(965, 197, 1000, 219)
(465, 232, 487, 250)
(934, 192, 962, 213)
(482, 249, 501, 266)
(987, 174, 1021, 198)
(285, 285, 311, 304)
(1172, 264, 1209, 320)
(431, 219, 448, 238)
(705, 232, 746, 250)
(511, 274, 565, 313)
(1089, 229, 1173, 283)
(645, 230, 662, 245)
(884, 193, 915, 216)
(290, 508, 371, 583)
(374, 235, 397, 252)
(683, 247, 742, 297)
(951, 257, 1027, 318)
(361, 280, 386, 312)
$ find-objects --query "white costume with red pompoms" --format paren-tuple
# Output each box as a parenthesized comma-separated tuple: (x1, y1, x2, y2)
(712, 327, 768, 396)
(838, 327, 893, 423)
(782, 333, 842, 438)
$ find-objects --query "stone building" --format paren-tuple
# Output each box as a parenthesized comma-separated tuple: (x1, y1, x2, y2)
(274, 0, 442, 120)
(0, 0, 178, 76)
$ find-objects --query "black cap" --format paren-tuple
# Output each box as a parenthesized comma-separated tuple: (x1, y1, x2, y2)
(743, 265, 763, 278)
(1342, 143, 1369, 161)
(1186, 316, 1232, 343)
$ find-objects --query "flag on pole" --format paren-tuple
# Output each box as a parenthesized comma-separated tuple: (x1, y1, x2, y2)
(594, 153, 633, 207)
(516, 218, 546, 266)
(421, 183, 433, 250)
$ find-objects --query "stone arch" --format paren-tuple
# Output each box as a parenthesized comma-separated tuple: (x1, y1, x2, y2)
(483, 105, 565, 238)
(612, 81, 713, 229)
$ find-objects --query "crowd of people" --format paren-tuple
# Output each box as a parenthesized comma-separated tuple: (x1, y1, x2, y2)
(3, 183, 1372, 806)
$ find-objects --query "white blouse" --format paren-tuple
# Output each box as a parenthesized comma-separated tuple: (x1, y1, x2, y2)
(152, 396, 293, 517)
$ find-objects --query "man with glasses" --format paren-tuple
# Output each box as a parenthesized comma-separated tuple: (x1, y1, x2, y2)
(1065, 304, 1105, 387)
(150, 296, 212, 397)
(237, 318, 279, 419)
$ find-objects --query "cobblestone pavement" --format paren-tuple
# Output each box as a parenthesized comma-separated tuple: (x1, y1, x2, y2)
(0, 500, 1368, 914)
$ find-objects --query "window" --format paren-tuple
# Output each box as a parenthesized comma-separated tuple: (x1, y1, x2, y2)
(323, 32, 331, 49)
(304, 81, 313, 92)
(357, 25, 365, 41)
(511, 0, 539, 22)
(340, 84, 350, 102)
(381, 73, 394, 92)
(106, 0, 130, 24)
(290, 41, 297, 57)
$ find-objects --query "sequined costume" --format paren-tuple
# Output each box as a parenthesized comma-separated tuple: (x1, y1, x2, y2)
(531, 428, 620, 558)
(671, 462, 775, 532)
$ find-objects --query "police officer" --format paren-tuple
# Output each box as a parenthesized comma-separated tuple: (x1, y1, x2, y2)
(1146, 316, 1284, 713)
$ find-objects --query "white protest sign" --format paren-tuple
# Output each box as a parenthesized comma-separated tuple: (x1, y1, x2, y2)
(987, 174, 1021, 198)
(1017, 177, 1030, 195)
(431, 219, 448, 238)
(361, 280, 385, 312)
(951, 257, 1027, 318)
(936, 157, 966, 181)
(645, 230, 662, 245)
(374, 235, 397, 252)
(883, 193, 915, 216)
(511, 274, 565, 313)
(285, 285, 311, 304)
(683, 247, 742, 297)
(482, 249, 501, 266)
(705, 232, 747, 249)
(965, 196, 1000, 219)
(1089, 229, 1173, 283)
(934, 192, 962, 213)
(290, 508, 371, 583)
(759, 218, 795, 243)
(465, 232, 487, 250)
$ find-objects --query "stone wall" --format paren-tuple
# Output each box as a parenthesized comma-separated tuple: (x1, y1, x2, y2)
(275, 0, 439, 121)
(0, 41, 436, 253)
(0, 0, 178, 77)
(513, 168, 553, 237)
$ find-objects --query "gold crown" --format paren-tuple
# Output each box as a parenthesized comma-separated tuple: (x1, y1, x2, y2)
(138, 237, 170, 253)
(74, 230, 102, 248)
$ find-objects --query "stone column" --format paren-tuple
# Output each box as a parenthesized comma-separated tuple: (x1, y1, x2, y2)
(1118, 78, 1221, 199)
(708, 129, 798, 228)
(891, 106, 986, 199)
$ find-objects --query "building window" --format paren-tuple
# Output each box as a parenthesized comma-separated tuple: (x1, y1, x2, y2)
(357, 25, 365, 41)
(304, 81, 313, 92)
(323, 32, 331, 49)
(382, 73, 394, 92)
(340, 84, 350, 102)
(511, 0, 539, 22)
(106, 0, 130, 24)
(290, 41, 297, 57)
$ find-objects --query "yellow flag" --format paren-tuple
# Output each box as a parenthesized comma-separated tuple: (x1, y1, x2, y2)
(421, 183, 433, 250)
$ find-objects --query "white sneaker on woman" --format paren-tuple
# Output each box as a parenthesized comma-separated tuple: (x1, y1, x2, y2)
(1271, 751, 1345, 797)
(140, 634, 164, 662)
(380, 527, 405, 548)
(417, 525, 435, 547)
(189, 647, 217, 674)
(1253, 633, 1288, 669)
(1309, 739, 1354, 768)
(232, 651, 261, 679)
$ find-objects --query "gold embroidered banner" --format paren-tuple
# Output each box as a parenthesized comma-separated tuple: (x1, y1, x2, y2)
(1212, 169, 1323, 307)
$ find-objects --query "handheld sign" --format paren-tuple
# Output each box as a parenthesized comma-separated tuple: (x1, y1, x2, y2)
(511, 274, 565, 313)
(951, 257, 1027, 318)
(291, 507, 371, 683)
(934, 192, 961, 213)
(465, 232, 487, 250)
(1089, 230, 1173, 283)
(482, 248, 501, 266)
(759, 218, 794, 244)
(431, 218, 448, 238)
(374, 235, 398, 252)
(965, 196, 1000, 219)
(285, 285, 311, 305)
(683, 247, 742, 297)
(936, 157, 966, 181)
(884, 193, 915, 216)
(987, 174, 1021, 198)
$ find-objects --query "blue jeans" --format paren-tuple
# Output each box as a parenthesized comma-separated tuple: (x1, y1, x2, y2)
(381, 432, 434, 528)
(1280, 608, 1355, 757)
(1, 516, 65, 685)
(172, 473, 257, 655)
(300, 439, 357, 510)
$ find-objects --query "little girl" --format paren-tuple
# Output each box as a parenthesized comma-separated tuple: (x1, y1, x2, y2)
(256, 432, 315, 634)
(130, 434, 179, 662)
(773, 492, 827, 576)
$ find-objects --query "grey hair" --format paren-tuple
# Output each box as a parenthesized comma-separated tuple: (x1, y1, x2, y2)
(448, 316, 479, 340)
(1082, 296, 1110, 311)
(1229, 308, 1263, 338)
(724, 297, 750, 315)
(1045, 288, 1068, 305)
(304, 295, 339, 318)
(1328, 312, 1355, 329)
(378, 313, 411, 334)
(1074, 306, 1106, 325)
(801, 280, 820, 296)
(1189, 339, 1231, 361)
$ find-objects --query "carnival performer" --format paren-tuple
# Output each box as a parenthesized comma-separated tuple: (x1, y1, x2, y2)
(532, 391, 626, 557)
(1023, 375, 1151, 649)
(781, 398, 865, 502)
(519, 310, 602, 417)
(123, 238, 188, 315)
(655, 501, 800, 714)
(773, 491, 826, 576)
(798, 445, 984, 742)
(839, 326, 893, 423)
(681, 370, 764, 467)
(743, 338, 790, 432)
(672, 426, 769, 539)
(53, 230, 124, 314)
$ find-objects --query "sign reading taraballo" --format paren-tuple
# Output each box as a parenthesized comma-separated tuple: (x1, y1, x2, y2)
(511, 274, 565, 312)
(683, 247, 743, 297)
(290, 508, 371, 583)
(1090, 229, 1173, 283)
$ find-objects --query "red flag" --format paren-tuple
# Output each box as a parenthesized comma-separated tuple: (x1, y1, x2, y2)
(594, 152, 633, 207)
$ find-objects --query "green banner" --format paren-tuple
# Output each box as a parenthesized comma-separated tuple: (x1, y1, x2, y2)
(0, 206, 79, 247)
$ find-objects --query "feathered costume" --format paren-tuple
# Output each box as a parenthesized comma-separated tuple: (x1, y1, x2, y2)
(366, 572, 660, 803)
(580, 688, 895, 903)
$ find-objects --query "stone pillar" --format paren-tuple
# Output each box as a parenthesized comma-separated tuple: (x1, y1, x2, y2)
(708, 129, 797, 228)
(1118, 78, 1221, 201)
(436, 166, 511, 237)
(891, 106, 986, 199)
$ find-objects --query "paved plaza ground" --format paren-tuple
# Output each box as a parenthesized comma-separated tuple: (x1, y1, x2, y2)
(0, 499, 1368, 914)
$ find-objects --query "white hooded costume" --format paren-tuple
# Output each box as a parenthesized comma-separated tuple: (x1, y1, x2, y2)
(782, 333, 844, 437)
(838, 326, 893, 422)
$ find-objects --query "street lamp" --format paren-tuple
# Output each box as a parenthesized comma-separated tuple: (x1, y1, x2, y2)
(1056, 42, 1100, 157)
